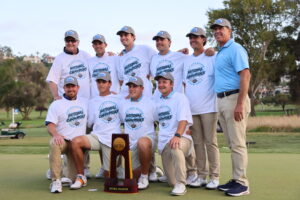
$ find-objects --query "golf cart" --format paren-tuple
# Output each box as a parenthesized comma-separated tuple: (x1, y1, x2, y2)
(0, 122, 26, 139)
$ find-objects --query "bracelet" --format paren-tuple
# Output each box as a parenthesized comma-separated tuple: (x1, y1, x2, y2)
(174, 133, 181, 138)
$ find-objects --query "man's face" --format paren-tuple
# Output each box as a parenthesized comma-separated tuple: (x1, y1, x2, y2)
(189, 35, 205, 50)
(155, 38, 171, 53)
(64, 37, 79, 53)
(96, 79, 111, 94)
(128, 83, 143, 99)
(119, 32, 135, 47)
(212, 26, 231, 45)
(63, 84, 79, 99)
(157, 78, 173, 96)
(92, 41, 107, 55)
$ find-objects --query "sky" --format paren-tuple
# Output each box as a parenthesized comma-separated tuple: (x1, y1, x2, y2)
(0, 0, 224, 57)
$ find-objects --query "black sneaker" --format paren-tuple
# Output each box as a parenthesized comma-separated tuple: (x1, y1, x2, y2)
(217, 179, 238, 191)
(225, 182, 250, 197)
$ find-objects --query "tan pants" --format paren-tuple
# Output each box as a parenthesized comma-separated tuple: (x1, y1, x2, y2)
(49, 138, 77, 182)
(185, 147, 197, 176)
(190, 112, 220, 180)
(217, 93, 250, 186)
(161, 137, 192, 186)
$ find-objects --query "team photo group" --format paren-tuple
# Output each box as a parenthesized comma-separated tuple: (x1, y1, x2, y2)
(45, 18, 251, 197)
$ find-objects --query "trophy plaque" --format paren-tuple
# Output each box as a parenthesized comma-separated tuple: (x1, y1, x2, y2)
(104, 134, 138, 193)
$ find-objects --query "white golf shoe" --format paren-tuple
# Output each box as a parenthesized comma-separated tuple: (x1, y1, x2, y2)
(50, 179, 62, 193)
(70, 174, 87, 189)
(171, 183, 187, 196)
(138, 174, 149, 190)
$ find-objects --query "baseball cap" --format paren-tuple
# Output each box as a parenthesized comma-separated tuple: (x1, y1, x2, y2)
(210, 18, 232, 29)
(186, 27, 206, 37)
(92, 34, 106, 43)
(154, 72, 174, 82)
(153, 31, 171, 40)
(126, 76, 143, 86)
(95, 71, 111, 81)
(64, 30, 79, 41)
(64, 76, 78, 86)
(116, 26, 135, 36)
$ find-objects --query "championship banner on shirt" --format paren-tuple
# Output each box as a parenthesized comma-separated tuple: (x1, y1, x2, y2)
(104, 134, 138, 193)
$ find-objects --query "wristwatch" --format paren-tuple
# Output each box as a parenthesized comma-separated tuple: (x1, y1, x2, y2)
(174, 133, 181, 138)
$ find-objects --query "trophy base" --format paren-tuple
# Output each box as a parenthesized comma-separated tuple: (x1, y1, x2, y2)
(104, 178, 138, 193)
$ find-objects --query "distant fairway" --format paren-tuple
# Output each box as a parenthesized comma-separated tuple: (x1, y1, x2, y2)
(0, 153, 299, 200)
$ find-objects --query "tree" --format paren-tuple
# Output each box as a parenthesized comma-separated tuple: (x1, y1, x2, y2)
(0, 45, 13, 59)
(206, 0, 299, 115)
(274, 94, 290, 111)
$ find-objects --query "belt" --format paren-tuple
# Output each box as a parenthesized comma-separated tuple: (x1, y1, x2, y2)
(217, 89, 239, 98)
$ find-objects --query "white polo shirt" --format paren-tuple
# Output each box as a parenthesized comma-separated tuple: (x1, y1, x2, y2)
(88, 53, 120, 98)
(119, 96, 156, 149)
(154, 91, 193, 153)
(183, 54, 217, 114)
(46, 50, 91, 99)
(46, 96, 88, 140)
(118, 45, 157, 97)
(87, 94, 122, 147)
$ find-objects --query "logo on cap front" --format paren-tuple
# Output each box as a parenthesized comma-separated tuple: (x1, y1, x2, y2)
(129, 77, 138, 82)
(66, 31, 75, 36)
(122, 26, 128, 31)
(66, 76, 75, 82)
(191, 27, 198, 33)
(158, 31, 165, 36)
(99, 72, 106, 77)
(94, 35, 102, 39)
(215, 19, 223, 24)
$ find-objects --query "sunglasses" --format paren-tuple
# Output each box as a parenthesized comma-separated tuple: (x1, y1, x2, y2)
(65, 39, 77, 43)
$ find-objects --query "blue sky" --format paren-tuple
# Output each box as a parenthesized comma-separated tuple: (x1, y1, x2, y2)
(0, 0, 224, 56)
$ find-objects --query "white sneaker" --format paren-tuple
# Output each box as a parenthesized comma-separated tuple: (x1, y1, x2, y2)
(158, 175, 168, 183)
(61, 177, 72, 187)
(171, 183, 187, 196)
(189, 177, 207, 187)
(206, 179, 219, 189)
(70, 174, 87, 189)
(138, 174, 149, 190)
(117, 166, 125, 179)
(50, 179, 62, 193)
(46, 168, 51, 180)
(149, 171, 158, 182)
(84, 168, 91, 179)
(95, 168, 105, 179)
(186, 174, 198, 186)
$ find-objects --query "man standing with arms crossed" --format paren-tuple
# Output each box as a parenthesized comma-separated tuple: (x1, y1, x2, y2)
(46, 76, 88, 193)
(119, 76, 157, 189)
(210, 18, 251, 197)
(154, 72, 193, 196)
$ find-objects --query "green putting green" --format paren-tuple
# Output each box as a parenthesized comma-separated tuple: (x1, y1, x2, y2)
(0, 153, 299, 200)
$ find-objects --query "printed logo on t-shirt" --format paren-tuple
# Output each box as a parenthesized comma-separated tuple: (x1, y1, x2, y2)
(158, 105, 172, 128)
(124, 57, 141, 77)
(66, 106, 86, 127)
(186, 62, 206, 85)
(98, 101, 119, 123)
(68, 60, 87, 79)
(124, 107, 144, 130)
(156, 59, 174, 76)
(92, 63, 110, 79)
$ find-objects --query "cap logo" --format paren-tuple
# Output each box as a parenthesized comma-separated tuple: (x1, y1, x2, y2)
(191, 27, 198, 33)
(158, 31, 165, 36)
(66, 31, 75, 36)
(66, 76, 75, 82)
(129, 77, 138, 82)
(121, 26, 128, 31)
(215, 19, 223, 24)
(94, 35, 102, 39)
(99, 72, 106, 77)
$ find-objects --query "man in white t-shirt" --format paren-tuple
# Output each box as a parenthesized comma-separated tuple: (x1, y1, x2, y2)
(88, 34, 120, 98)
(183, 27, 220, 189)
(119, 76, 156, 190)
(69, 72, 122, 189)
(154, 72, 193, 196)
(46, 30, 91, 99)
(45, 76, 88, 193)
(150, 31, 186, 99)
(116, 26, 157, 97)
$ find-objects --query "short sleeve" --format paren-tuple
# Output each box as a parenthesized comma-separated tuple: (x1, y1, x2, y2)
(87, 100, 95, 128)
(45, 102, 59, 125)
(232, 45, 249, 73)
(46, 56, 62, 84)
(176, 95, 193, 126)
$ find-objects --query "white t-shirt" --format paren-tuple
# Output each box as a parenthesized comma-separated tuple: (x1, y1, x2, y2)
(150, 51, 186, 99)
(88, 53, 120, 98)
(183, 54, 217, 115)
(119, 96, 156, 149)
(87, 94, 122, 147)
(154, 92, 193, 153)
(46, 50, 91, 99)
(46, 97, 88, 140)
(118, 45, 157, 97)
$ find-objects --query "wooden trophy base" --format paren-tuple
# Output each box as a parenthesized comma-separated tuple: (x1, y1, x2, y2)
(104, 178, 138, 193)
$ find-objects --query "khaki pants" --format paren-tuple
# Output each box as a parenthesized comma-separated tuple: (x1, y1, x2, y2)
(217, 93, 250, 186)
(49, 138, 77, 182)
(190, 112, 220, 180)
(161, 137, 192, 186)
(185, 147, 197, 176)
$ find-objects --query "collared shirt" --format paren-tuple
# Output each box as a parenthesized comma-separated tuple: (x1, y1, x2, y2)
(160, 91, 175, 99)
(130, 95, 143, 102)
(214, 39, 249, 93)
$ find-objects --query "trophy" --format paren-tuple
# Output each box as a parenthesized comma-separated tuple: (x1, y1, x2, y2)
(104, 134, 138, 193)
